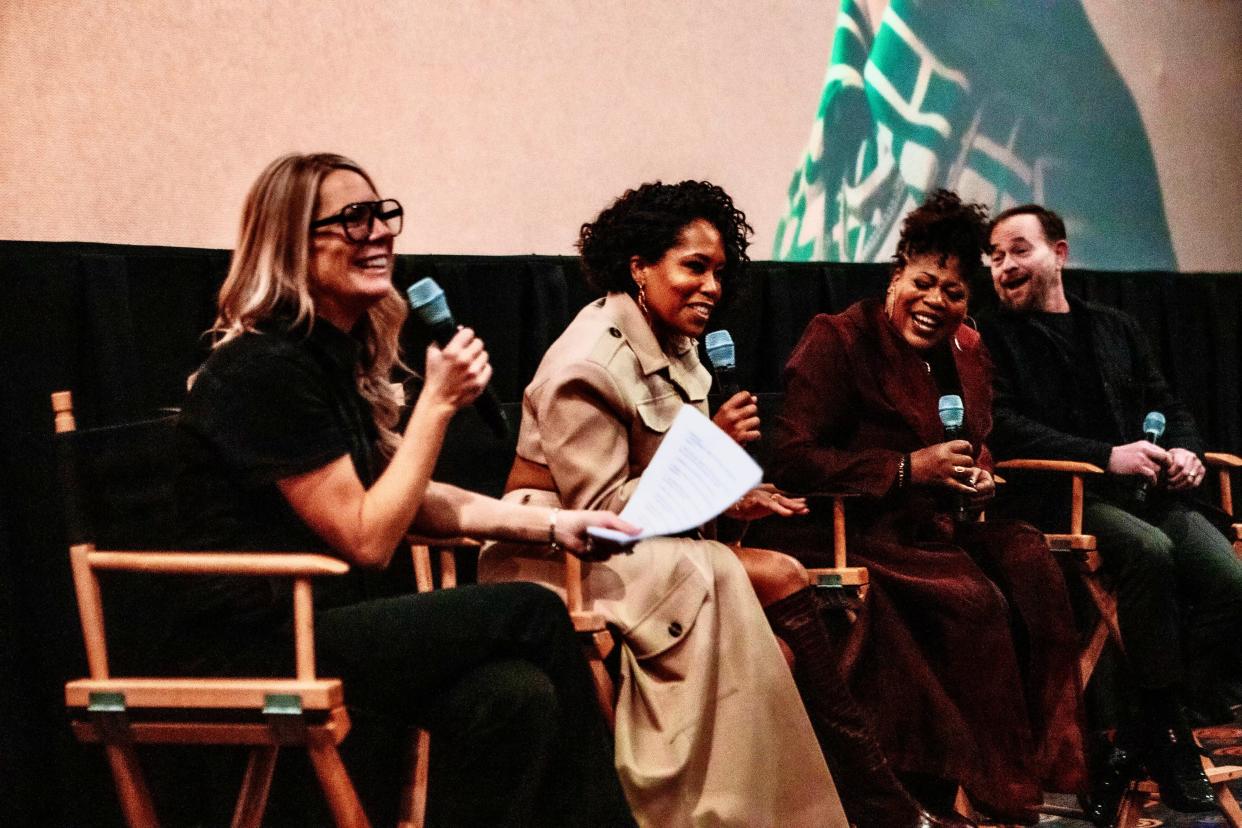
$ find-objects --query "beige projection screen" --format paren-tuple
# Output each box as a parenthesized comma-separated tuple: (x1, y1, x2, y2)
(0, 0, 1238, 271)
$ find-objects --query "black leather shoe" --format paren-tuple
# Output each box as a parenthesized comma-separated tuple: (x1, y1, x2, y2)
(1147, 725, 1216, 813)
(1085, 746, 1142, 827)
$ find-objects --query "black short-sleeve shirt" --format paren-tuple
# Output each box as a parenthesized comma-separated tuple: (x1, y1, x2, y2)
(172, 316, 389, 638)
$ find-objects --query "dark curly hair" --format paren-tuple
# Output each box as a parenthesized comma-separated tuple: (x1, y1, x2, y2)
(577, 180, 753, 300)
(893, 189, 989, 283)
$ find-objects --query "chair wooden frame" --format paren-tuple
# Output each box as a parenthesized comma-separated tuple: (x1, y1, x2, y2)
(995, 457, 1242, 828)
(56, 391, 478, 828)
(995, 459, 1119, 686)
(735, 492, 872, 681)
(562, 490, 869, 729)
(799, 491, 870, 597)
(1205, 452, 1242, 557)
(398, 536, 476, 828)
(563, 554, 618, 729)
(54, 390, 373, 828)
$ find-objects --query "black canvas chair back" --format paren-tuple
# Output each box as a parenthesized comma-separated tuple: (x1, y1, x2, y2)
(57, 413, 181, 551)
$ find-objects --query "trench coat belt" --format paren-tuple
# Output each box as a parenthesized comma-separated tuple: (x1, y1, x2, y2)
(505, 455, 558, 495)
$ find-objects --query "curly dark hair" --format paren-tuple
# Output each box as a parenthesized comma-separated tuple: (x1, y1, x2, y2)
(893, 189, 989, 282)
(577, 180, 753, 299)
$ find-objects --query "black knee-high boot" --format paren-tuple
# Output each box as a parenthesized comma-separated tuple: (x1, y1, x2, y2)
(765, 587, 973, 828)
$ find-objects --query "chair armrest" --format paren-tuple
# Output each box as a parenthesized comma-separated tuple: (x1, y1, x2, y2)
(1205, 453, 1242, 519)
(406, 536, 479, 593)
(406, 534, 482, 548)
(995, 459, 1105, 475)
(74, 549, 347, 683)
(796, 489, 866, 501)
(784, 491, 866, 569)
(994, 458, 1103, 538)
(86, 550, 349, 577)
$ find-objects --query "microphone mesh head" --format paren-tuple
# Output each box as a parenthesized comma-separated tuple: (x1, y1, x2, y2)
(1142, 411, 1166, 438)
(704, 330, 736, 370)
(937, 394, 965, 430)
(406, 277, 451, 326)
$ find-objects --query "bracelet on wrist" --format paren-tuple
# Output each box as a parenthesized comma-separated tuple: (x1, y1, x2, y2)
(548, 508, 561, 552)
(896, 454, 910, 491)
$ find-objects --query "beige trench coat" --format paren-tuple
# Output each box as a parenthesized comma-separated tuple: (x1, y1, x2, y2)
(479, 293, 845, 827)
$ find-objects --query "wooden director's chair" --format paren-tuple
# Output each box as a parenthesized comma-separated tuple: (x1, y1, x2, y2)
(53, 390, 448, 828)
(995, 458, 1242, 827)
(561, 490, 869, 727)
(1205, 452, 1242, 556)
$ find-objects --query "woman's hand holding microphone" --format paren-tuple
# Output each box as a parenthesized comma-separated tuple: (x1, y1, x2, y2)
(712, 390, 761, 445)
(419, 327, 493, 418)
(909, 440, 995, 504)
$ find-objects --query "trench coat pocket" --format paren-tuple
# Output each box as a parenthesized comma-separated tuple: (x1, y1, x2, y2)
(635, 392, 684, 434)
(621, 551, 709, 661)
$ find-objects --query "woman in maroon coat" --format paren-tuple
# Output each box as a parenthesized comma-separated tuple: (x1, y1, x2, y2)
(768, 191, 1086, 823)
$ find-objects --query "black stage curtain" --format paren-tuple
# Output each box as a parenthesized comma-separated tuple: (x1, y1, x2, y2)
(2, 240, 1239, 825)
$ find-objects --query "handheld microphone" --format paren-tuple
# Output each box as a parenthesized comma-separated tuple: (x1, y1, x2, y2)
(938, 394, 969, 522)
(1134, 410, 1166, 505)
(406, 277, 510, 439)
(704, 330, 740, 398)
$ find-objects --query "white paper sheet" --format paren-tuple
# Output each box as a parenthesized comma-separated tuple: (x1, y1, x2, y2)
(587, 405, 763, 543)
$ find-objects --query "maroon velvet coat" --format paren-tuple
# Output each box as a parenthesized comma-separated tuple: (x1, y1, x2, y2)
(769, 300, 1086, 819)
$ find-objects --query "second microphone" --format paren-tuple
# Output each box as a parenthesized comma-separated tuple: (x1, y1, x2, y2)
(406, 277, 510, 440)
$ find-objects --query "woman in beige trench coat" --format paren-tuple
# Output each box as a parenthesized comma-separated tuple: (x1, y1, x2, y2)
(481, 182, 968, 828)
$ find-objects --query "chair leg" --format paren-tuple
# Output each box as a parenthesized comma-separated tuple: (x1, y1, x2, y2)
(308, 743, 371, 828)
(231, 746, 278, 828)
(1215, 783, 1242, 828)
(398, 729, 431, 828)
(1082, 576, 1124, 649)
(104, 744, 159, 828)
(1078, 619, 1110, 686)
(1202, 752, 1242, 828)
(587, 658, 617, 730)
(1114, 786, 1147, 828)
(952, 786, 978, 821)
(580, 628, 616, 729)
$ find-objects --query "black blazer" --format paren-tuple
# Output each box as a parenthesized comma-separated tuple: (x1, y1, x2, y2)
(980, 295, 1203, 524)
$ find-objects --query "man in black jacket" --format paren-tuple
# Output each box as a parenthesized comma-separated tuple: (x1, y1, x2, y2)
(981, 204, 1242, 821)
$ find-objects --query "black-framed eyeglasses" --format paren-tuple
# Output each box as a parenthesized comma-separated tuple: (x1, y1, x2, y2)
(310, 199, 404, 242)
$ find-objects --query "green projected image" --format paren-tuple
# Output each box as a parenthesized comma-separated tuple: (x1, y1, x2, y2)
(776, 0, 1175, 271)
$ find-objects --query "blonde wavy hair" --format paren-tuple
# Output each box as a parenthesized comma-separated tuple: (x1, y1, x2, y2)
(211, 152, 408, 454)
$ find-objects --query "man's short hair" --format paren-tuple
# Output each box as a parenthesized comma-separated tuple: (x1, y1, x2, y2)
(989, 204, 1067, 244)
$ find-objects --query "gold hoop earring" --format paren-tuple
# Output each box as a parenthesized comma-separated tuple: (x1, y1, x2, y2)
(637, 284, 649, 317)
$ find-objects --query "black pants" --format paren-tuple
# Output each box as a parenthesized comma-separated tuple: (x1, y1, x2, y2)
(1086, 498, 1242, 693)
(164, 581, 632, 827)
(310, 581, 633, 827)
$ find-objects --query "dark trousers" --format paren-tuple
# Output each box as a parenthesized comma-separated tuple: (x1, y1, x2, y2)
(1085, 498, 1242, 693)
(308, 581, 633, 828)
(159, 581, 633, 827)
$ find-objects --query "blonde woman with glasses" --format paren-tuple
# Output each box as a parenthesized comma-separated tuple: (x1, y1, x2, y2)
(161, 153, 636, 826)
